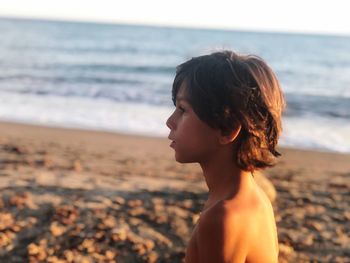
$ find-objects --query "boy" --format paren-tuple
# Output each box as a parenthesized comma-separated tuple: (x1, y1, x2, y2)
(166, 50, 285, 263)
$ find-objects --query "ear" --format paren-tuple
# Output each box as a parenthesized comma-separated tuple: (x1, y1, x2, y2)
(218, 125, 242, 145)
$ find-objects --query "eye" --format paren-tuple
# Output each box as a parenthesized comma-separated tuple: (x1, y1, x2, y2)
(177, 105, 186, 114)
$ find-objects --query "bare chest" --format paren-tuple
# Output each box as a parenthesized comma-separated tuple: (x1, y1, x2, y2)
(184, 203, 217, 263)
(184, 223, 199, 263)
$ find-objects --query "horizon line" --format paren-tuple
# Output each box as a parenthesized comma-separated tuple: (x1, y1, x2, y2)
(1, 14, 350, 38)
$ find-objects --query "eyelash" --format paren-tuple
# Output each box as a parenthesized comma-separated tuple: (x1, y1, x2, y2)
(177, 106, 186, 113)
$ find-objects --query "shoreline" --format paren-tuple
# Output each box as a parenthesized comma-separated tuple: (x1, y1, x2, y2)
(0, 119, 349, 157)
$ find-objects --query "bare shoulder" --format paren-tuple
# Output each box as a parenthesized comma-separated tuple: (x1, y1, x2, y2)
(198, 200, 245, 233)
(196, 189, 278, 263)
(196, 201, 251, 263)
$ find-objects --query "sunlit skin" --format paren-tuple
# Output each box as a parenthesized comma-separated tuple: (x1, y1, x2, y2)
(166, 86, 279, 263)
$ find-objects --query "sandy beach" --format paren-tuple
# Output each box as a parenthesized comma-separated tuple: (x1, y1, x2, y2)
(0, 121, 349, 262)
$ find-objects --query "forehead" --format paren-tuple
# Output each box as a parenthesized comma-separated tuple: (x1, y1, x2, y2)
(176, 83, 189, 101)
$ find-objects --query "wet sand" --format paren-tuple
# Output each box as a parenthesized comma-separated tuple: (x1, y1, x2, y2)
(0, 121, 349, 262)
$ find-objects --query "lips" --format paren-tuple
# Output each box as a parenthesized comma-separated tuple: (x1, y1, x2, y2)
(168, 135, 175, 148)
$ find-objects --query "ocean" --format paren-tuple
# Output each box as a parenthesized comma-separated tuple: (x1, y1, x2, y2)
(0, 17, 349, 153)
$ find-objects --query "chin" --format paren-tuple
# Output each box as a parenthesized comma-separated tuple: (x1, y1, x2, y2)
(175, 158, 188, 164)
(175, 153, 197, 164)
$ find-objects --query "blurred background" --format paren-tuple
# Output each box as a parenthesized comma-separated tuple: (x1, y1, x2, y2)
(0, 0, 349, 153)
(1, 1, 350, 263)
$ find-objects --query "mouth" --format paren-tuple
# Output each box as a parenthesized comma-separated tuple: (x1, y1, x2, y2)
(168, 135, 175, 148)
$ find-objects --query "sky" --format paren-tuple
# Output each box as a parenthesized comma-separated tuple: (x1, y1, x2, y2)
(0, 0, 349, 36)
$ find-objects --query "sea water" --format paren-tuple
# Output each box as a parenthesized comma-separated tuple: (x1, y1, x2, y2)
(0, 17, 349, 152)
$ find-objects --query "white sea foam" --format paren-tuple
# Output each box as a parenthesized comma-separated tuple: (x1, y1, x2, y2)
(0, 91, 172, 137)
(0, 91, 349, 153)
(280, 116, 350, 153)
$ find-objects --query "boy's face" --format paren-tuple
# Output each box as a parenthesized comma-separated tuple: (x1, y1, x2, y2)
(166, 85, 220, 163)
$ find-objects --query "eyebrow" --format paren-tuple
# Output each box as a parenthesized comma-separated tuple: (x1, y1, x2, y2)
(176, 96, 188, 102)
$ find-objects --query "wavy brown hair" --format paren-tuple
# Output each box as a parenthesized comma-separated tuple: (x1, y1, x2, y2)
(172, 50, 286, 171)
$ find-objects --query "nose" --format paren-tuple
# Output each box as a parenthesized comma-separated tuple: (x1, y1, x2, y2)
(166, 111, 175, 130)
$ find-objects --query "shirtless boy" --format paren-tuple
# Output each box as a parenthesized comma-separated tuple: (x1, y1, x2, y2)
(166, 51, 285, 263)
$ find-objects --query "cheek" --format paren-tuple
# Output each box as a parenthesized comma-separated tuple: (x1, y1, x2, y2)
(175, 122, 219, 161)
(174, 137, 216, 163)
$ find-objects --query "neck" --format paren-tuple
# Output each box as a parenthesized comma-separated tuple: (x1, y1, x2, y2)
(199, 147, 254, 204)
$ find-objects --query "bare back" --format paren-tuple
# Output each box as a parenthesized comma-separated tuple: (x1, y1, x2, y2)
(185, 184, 278, 263)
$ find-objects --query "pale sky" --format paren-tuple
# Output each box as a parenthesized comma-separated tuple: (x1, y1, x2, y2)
(1, 0, 349, 36)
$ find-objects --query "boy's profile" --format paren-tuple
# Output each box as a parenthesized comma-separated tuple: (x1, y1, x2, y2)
(166, 50, 285, 263)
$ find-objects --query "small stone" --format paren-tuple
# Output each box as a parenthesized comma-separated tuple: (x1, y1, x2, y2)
(333, 256, 347, 262)
(47, 256, 66, 263)
(0, 232, 12, 247)
(128, 217, 142, 226)
(331, 213, 345, 222)
(192, 214, 200, 225)
(54, 205, 79, 225)
(111, 227, 128, 241)
(105, 250, 116, 260)
(304, 204, 326, 215)
(136, 226, 173, 247)
(306, 221, 324, 231)
(155, 214, 168, 224)
(92, 253, 104, 261)
(344, 211, 350, 221)
(73, 160, 82, 172)
(151, 197, 164, 206)
(166, 206, 188, 218)
(9, 192, 30, 209)
(320, 231, 333, 240)
(63, 250, 74, 262)
(275, 214, 282, 223)
(144, 239, 155, 251)
(47, 248, 54, 256)
(113, 196, 125, 205)
(329, 181, 348, 188)
(170, 218, 190, 238)
(128, 207, 146, 216)
(102, 215, 116, 228)
(39, 238, 48, 246)
(5, 145, 27, 154)
(44, 155, 54, 168)
(146, 251, 158, 263)
(153, 203, 164, 212)
(333, 227, 349, 246)
(302, 234, 314, 246)
(0, 213, 14, 231)
(131, 242, 143, 254)
(127, 199, 143, 207)
(289, 189, 301, 199)
(99, 197, 113, 207)
(94, 231, 105, 240)
(37, 248, 47, 261)
(26, 216, 38, 227)
(11, 224, 21, 232)
(27, 243, 40, 255)
(182, 199, 193, 209)
(330, 194, 343, 202)
(50, 222, 66, 237)
(78, 239, 97, 254)
(278, 243, 295, 262)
